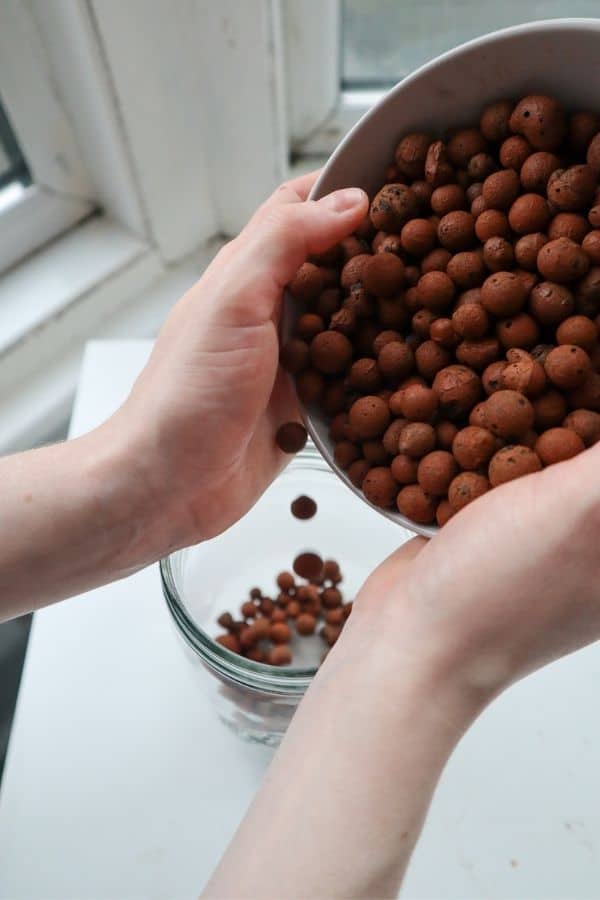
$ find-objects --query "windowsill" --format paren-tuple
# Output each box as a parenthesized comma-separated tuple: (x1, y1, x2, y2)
(0, 184, 94, 273)
(0, 215, 225, 453)
(0, 214, 149, 356)
(291, 89, 382, 158)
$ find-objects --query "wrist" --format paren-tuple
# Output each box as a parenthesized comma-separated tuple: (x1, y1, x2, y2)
(263, 596, 473, 900)
(80, 413, 180, 573)
(339, 590, 491, 742)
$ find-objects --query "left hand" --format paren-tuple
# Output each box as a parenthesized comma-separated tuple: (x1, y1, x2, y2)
(117, 173, 368, 548)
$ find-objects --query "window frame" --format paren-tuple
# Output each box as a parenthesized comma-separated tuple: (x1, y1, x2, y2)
(0, 100, 29, 191)
(0, 185, 93, 275)
(0, 0, 293, 274)
(0, 0, 97, 273)
(0, 0, 289, 452)
(290, 88, 384, 157)
(283, 0, 384, 159)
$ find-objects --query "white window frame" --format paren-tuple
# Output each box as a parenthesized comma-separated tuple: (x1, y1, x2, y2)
(0, 1, 95, 272)
(0, 184, 92, 275)
(282, 0, 384, 159)
(0, 0, 298, 285)
(0, 0, 290, 453)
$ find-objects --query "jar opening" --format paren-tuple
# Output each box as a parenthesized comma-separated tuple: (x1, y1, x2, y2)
(161, 554, 316, 695)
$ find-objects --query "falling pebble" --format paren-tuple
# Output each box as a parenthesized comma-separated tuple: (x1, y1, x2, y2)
(293, 552, 323, 580)
(275, 422, 307, 453)
(291, 495, 317, 519)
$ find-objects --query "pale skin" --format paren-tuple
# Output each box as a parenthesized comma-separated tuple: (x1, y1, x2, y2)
(2, 172, 600, 897)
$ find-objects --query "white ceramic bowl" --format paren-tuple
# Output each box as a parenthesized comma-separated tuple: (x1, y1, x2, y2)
(284, 18, 600, 538)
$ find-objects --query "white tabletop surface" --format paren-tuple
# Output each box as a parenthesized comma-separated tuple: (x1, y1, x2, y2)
(1, 339, 600, 900)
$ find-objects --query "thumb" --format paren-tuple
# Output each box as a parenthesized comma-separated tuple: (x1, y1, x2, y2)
(353, 536, 427, 613)
(192, 186, 369, 331)
(364, 536, 428, 593)
(242, 187, 369, 291)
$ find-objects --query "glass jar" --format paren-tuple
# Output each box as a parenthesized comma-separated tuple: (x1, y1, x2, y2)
(160, 444, 411, 745)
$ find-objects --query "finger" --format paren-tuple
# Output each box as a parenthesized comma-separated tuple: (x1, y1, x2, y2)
(264, 188, 369, 284)
(360, 536, 428, 597)
(348, 536, 426, 622)
(252, 170, 322, 217)
(189, 185, 368, 330)
(248, 366, 301, 476)
(375, 536, 428, 575)
(240, 187, 369, 293)
(390, 536, 429, 564)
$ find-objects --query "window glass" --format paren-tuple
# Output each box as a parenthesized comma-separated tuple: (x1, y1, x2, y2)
(342, 2, 600, 88)
(0, 98, 30, 191)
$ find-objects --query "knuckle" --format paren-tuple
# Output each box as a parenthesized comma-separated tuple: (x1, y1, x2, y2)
(261, 204, 302, 238)
(276, 179, 300, 199)
(212, 235, 240, 266)
(277, 180, 293, 193)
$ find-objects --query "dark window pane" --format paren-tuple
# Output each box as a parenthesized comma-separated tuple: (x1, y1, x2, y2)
(0, 98, 30, 191)
(342, 2, 600, 88)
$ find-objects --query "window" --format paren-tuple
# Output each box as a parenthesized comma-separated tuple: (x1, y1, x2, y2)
(0, 99, 28, 223)
(287, 1, 600, 157)
(0, 3, 96, 275)
(0, 0, 288, 451)
(0, 100, 29, 193)
(342, 0, 600, 87)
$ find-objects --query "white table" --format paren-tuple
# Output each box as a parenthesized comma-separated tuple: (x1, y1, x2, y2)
(1, 339, 600, 899)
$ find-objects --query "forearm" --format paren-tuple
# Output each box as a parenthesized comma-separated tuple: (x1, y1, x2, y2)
(204, 610, 476, 899)
(0, 413, 167, 620)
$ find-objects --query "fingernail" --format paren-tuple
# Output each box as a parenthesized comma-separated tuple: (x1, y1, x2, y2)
(319, 187, 367, 213)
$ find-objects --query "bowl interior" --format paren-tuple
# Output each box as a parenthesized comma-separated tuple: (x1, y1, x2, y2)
(283, 18, 600, 536)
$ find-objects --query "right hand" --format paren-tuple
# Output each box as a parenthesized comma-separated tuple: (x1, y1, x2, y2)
(348, 442, 600, 722)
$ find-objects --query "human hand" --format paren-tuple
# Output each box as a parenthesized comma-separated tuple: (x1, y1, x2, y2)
(209, 457, 600, 900)
(206, 453, 600, 900)
(118, 173, 368, 548)
(350, 443, 600, 728)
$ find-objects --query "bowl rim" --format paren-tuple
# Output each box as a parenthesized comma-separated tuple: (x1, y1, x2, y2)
(288, 16, 600, 539)
(309, 16, 600, 206)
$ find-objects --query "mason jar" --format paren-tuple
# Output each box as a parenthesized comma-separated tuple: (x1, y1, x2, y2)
(160, 444, 410, 745)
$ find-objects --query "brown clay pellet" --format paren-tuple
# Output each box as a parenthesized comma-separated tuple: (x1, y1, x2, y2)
(290, 495, 317, 520)
(282, 92, 597, 528)
(293, 552, 323, 580)
(276, 422, 308, 453)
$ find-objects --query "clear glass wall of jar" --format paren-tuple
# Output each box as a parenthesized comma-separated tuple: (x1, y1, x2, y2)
(160, 444, 410, 746)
